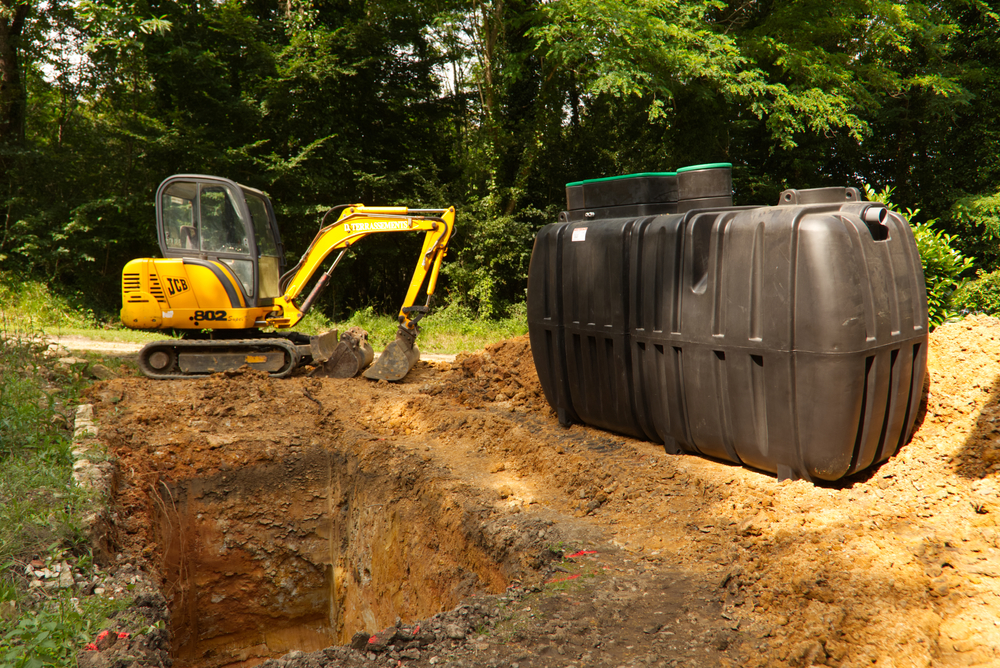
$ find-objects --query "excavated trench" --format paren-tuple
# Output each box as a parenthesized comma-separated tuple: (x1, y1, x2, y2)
(149, 446, 509, 668)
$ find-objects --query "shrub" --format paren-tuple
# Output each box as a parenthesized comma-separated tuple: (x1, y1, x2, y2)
(955, 269, 1000, 315)
(441, 193, 539, 320)
(865, 185, 974, 328)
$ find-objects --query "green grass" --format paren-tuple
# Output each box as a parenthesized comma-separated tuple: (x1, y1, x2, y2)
(304, 302, 529, 355)
(0, 273, 100, 330)
(0, 591, 121, 668)
(0, 270, 528, 354)
(0, 320, 121, 667)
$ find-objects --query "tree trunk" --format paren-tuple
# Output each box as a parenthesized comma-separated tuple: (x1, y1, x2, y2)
(0, 1, 30, 146)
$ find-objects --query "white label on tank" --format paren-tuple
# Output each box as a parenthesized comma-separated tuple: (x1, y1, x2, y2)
(162, 311, 174, 318)
(572, 227, 588, 242)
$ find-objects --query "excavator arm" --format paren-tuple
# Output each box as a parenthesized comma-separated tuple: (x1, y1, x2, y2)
(267, 205, 456, 380)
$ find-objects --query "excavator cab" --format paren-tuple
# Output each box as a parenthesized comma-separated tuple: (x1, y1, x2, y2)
(156, 174, 285, 307)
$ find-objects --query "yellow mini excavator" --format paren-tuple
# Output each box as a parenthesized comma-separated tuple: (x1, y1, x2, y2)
(120, 174, 455, 381)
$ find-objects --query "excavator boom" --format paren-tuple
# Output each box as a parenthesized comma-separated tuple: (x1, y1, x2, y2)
(268, 205, 455, 332)
(268, 205, 455, 381)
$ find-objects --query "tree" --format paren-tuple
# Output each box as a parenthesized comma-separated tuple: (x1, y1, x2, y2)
(0, 0, 29, 145)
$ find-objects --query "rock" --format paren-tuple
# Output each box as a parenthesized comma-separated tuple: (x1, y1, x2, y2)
(365, 629, 396, 652)
(401, 648, 421, 660)
(415, 630, 437, 646)
(788, 640, 825, 666)
(59, 356, 88, 366)
(445, 624, 466, 640)
(953, 638, 980, 653)
(350, 631, 371, 651)
(77, 651, 110, 668)
(89, 364, 116, 380)
(95, 629, 118, 651)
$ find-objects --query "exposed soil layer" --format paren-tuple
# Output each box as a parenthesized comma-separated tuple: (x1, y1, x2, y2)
(87, 323, 1000, 668)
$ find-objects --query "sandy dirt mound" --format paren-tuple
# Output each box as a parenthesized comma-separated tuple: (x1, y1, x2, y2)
(432, 335, 550, 413)
(85, 317, 1000, 668)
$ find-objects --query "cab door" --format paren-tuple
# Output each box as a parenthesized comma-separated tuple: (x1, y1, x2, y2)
(241, 187, 285, 303)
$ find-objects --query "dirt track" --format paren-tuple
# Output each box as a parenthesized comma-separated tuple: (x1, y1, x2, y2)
(84, 317, 1000, 668)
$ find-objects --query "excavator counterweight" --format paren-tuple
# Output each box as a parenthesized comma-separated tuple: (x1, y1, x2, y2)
(121, 174, 455, 381)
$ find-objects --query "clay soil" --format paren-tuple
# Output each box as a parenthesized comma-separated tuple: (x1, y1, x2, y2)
(85, 316, 1000, 668)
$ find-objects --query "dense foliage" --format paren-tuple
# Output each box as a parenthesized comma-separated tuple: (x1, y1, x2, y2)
(2, 0, 1000, 320)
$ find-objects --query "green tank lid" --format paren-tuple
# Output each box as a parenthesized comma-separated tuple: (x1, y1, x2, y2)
(565, 172, 677, 188)
(676, 162, 732, 173)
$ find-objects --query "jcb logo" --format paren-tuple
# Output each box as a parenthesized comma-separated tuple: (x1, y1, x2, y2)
(166, 277, 189, 295)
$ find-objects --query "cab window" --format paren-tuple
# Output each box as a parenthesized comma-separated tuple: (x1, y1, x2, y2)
(159, 180, 255, 297)
(244, 191, 281, 299)
(161, 182, 197, 250)
(244, 192, 279, 257)
(200, 186, 249, 255)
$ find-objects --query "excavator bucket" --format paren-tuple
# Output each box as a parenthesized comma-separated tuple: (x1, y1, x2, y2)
(364, 327, 420, 382)
(308, 330, 340, 363)
(312, 327, 374, 378)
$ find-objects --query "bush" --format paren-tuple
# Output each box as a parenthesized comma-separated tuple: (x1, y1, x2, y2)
(441, 193, 540, 319)
(0, 272, 100, 330)
(955, 269, 1000, 315)
(950, 192, 1000, 273)
(865, 185, 974, 328)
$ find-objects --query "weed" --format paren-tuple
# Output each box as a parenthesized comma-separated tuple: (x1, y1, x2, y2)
(0, 272, 101, 331)
(0, 317, 111, 666)
(0, 592, 122, 668)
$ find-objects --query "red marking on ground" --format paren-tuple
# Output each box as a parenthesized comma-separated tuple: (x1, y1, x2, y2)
(566, 550, 598, 558)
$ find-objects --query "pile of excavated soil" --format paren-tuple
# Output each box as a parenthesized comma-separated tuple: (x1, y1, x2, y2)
(84, 318, 1000, 668)
(434, 335, 550, 413)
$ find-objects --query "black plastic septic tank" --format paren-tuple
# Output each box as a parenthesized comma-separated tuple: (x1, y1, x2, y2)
(528, 181, 929, 482)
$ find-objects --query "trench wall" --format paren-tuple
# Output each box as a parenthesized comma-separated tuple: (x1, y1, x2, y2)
(154, 447, 507, 668)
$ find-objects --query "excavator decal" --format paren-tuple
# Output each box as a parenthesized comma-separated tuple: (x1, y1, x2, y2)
(344, 220, 412, 232)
